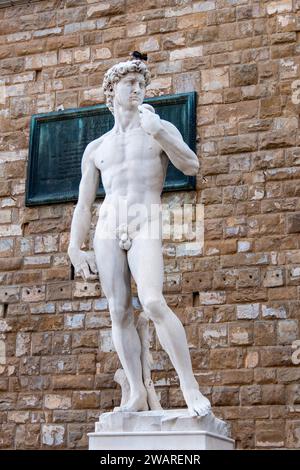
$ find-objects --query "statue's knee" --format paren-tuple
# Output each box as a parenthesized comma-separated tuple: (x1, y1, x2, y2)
(142, 296, 166, 323)
(108, 299, 132, 327)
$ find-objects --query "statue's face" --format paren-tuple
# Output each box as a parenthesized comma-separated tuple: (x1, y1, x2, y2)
(113, 72, 146, 111)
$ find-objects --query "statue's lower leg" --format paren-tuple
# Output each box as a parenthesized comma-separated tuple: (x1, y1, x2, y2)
(144, 300, 211, 417)
(111, 318, 148, 412)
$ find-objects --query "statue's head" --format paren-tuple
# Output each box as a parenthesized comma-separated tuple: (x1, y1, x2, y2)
(103, 59, 151, 114)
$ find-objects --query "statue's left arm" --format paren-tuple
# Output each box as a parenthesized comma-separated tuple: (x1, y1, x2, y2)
(139, 105, 200, 176)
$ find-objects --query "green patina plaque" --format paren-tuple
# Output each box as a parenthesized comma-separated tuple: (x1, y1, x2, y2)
(25, 92, 196, 206)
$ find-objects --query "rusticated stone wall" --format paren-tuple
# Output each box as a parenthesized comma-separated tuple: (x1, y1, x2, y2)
(0, 0, 300, 450)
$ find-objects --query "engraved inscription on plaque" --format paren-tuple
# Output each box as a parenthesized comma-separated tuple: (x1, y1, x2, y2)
(26, 92, 196, 206)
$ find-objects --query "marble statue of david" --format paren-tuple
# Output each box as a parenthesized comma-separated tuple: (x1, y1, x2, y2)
(68, 58, 211, 416)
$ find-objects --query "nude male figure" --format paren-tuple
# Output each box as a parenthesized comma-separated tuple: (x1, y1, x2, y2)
(68, 58, 211, 417)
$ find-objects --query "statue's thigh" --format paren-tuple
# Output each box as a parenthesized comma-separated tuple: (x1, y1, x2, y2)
(94, 238, 131, 302)
(127, 238, 164, 297)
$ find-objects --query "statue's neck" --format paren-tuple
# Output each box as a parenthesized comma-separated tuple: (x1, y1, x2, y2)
(113, 105, 140, 133)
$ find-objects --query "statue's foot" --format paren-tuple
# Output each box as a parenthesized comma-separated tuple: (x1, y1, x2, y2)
(183, 388, 211, 417)
(116, 391, 149, 412)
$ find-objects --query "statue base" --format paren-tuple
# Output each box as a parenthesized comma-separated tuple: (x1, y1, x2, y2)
(88, 409, 235, 450)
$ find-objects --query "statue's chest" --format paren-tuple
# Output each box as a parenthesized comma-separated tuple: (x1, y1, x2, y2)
(94, 130, 159, 171)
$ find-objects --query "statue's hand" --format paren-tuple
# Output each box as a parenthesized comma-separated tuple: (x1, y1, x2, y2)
(68, 249, 98, 281)
(138, 104, 162, 136)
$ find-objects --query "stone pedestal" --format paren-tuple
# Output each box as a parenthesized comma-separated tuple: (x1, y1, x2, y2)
(88, 409, 235, 450)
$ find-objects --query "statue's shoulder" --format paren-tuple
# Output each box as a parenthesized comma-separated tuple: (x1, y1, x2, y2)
(84, 130, 113, 158)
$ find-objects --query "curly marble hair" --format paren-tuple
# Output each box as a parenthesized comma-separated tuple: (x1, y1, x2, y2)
(102, 59, 151, 114)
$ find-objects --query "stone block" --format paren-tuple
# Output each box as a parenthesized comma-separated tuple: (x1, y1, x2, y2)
(237, 303, 260, 319)
(47, 282, 72, 301)
(0, 393, 17, 411)
(21, 286, 45, 303)
(19, 357, 40, 376)
(199, 291, 226, 305)
(44, 394, 71, 410)
(127, 23, 146, 38)
(263, 268, 284, 287)
(182, 271, 212, 292)
(210, 348, 238, 369)
(170, 46, 203, 61)
(34, 235, 59, 253)
(261, 304, 287, 319)
(72, 331, 98, 349)
(201, 67, 229, 91)
(240, 385, 262, 405)
(77, 353, 96, 374)
(73, 391, 100, 409)
(42, 424, 65, 447)
(267, 1, 293, 15)
(16, 332, 31, 357)
(73, 282, 101, 298)
(0, 286, 20, 303)
(30, 303, 55, 314)
(261, 385, 286, 405)
(87, 1, 125, 18)
(31, 333, 52, 355)
(7, 411, 30, 424)
(68, 423, 91, 449)
(52, 375, 94, 390)
(287, 213, 300, 233)
(229, 324, 253, 345)
(15, 424, 40, 449)
(254, 322, 276, 346)
(212, 386, 240, 406)
(219, 135, 257, 155)
(230, 64, 258, 86)
(52, 333, 72, 355)
(0, 239, 14, 257)
(99, 329, 114, 353)
(0, 424, 15, 448)
(64, 314, 85, 330)
(40, 356, 77, 375)
(17, 393, 42, 410)
(254, 368, 276, 384)
(138, 37, 159, 53)
(93, 47, 111, 60)
(256, 420, 285, 448)
(200, 324, 227, 348)
(277, 320, 298, 345)
(53, 410, 86, 423)
(85, 313, 111, 329)
(286, 420, 300, 448)
(260, 346, 292, 367)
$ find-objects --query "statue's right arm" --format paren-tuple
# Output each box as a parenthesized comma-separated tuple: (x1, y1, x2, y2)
(67, 140, 100, 279)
